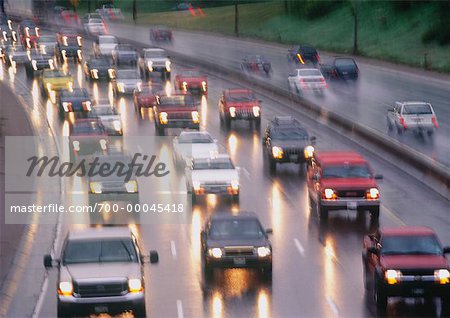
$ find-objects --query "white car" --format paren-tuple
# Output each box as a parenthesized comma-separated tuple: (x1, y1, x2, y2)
(94, 35, 118, 56)
(172, 131, 218, 167)
(113, 69, 142, 95)
(387, 101, 439, 136)
(140, 48, 171, 79)
(185, 154, 240, 203)
(288, 68, 327, 95)
(84, 18, 107, 36)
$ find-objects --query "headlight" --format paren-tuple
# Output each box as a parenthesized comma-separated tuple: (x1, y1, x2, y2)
(272, 146, 283, 159)
(35, 27, 40, 37)
(229, 106, 236, 118)
(252, 106, 260, 117)
(12, 31, 17, 42)
(191, 111, 199, 124)
(366, 188, 379, 200)
(128, 278, 143, 293)
(48, 59, 54, 70)
(435, 269, 450, 284)
(182, 81, 187, 91)
(304, 145, 315, 159)
(159, 111, 168, 124)
(32, 60, 37, 70)
(147, 60, 153, 71)
(25, 27, 30, 37)
(201, 80, 207, 92)
(192, 180, 201, 191)
(91, 69, 98, 79)
(125, 180, 138, 193)
(385, 269, 401, 285)
(46, 83, 52, 92)
(26, 37, 31, 48)
(62, 102, 72, 112)
(72, 140, 80, 151)
(108, 68, 115, 79)
(165, 60, 171, 71)
(62, 36, 68, 46)
(77, 36, 82, 47)
(99, 139, 108, 150)
(257, 246, 271, 257)
(61, 50, 67, 60)
(83, 101, 92, 111)
(77, 50, 82, 61)
(113, 120, 122, 131)
(117, 82, 125, 92)
(40, 45, 46, 54)
(323, 188, 336, 200)
(208, 248, 222, 258)
(231, 180, 239, 191)
(58, 281, 73, 296)
(137, 81, 142, 91)
(90, 182, 102, 194)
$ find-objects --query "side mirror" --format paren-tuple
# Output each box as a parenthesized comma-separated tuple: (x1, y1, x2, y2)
(374, 174, 383, 180)
(443, 247, 450, 254)
(367, 246, 377, 254)
(43, 254, 53, 268)
(265, 228, 273, 235)
(149, 250, 159, 264)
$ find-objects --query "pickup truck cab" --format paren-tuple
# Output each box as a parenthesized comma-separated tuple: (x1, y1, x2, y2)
(288, 68, 327, 96)
(307, 151, 382, 220)
(321, 57, 359, 81)
(387, 101, 438, 136)
(363, 227, 450, 312)
(219, 88, 261, 129)
(43, 227, 159, 317)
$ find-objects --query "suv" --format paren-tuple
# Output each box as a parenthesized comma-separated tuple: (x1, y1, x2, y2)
(263, 116, 316, 173)
(287, 44, 320, 65)
(219, 88, 261, 129)
(307, 151, 383, 220)
(387, 101, 438, 136)
(363, 227, 450, 312)
(43, 227, 159, 317)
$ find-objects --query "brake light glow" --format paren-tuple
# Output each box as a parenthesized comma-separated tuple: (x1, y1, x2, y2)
(399, 117, 407, 129)
(432, 116, 439, 128)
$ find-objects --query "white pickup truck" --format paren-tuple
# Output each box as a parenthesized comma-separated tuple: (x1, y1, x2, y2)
(387, 101, 439, 136)
(288, 68, 327, 96)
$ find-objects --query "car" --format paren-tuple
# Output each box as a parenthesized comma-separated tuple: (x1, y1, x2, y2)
(43, 227, 159, 317)
(83, 55, 115, 81)
(201, 212, 272, 278)
(307, 151, 383, 220)
(25, 51, 55, 78)
(387, 101, 439, 136)
(219, 88, 262, 129)
(112, 44, 138, 67)
(185, 154, 240, 203)
(288, 68, 327, 96)
(113, 69, 142, 95)
(139, 48, 171, 80)
(56, 29, 83, 63)
(37, 35, 57, 56)
(263, 116, 316, 173)
(84, 18, 107, 36)
(362, 226, 450, 311)
(18, 19, 40, 49)
(82, 12, 102, 23)
(3, 44, 29, 67)
(69, 119, 108, 161)
(150, 26, 173, 43)
(240, 55, 271, 75)
(174, 69, 207, 95)
(97, 5, 124, 21)
(88, 103, 123, 136)
(287, 44, 320, 65)
(153, 93, 200, 135)
(88, 154, 138, 207)
(57, 88, 92, 120)
(172, 131, 218, 167)
(94, 35, 118, 57)
(1, 21, 17, 43)
(58, 10, 81, 28)
(41, 69, 74, 97)
(133, 83, 163, 112)
(320, 57, 359, 81)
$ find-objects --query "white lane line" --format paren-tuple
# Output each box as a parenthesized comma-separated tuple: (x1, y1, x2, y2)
(326, 295, 339, 316)
(176, 299, 184, 318)
(242, 167, 251, 179)
(294, 238, 305, 257)
(137, 145, 143, 153)
(382, 204, 406, 226)
(171, 240, 177, 259)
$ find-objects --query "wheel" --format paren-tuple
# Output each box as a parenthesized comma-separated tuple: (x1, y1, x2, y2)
(156, 125, 165, 136)
(427, 130, 434, 136)
(133, 302, 147, 318)
(232, 194, 239, 203)
(261, 265, 272, 280)
(374, 281, 387, 311)
(269, 157, 276, 173)
(370, 207, 380, 220)
(396, 125, 404, 134)
(225, 117, 231, 129)
(387, 118, 393, 131)
(441, 296, 450, 317)
(255, 118, 261, 130)
(57, 302, 72, 318)
(318, 203, 328, 220)
(202, 253, 213, 280)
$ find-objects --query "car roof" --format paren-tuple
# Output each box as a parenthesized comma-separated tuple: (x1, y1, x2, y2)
(315, 151, 367, 165)
(193, 153, 231, 162)
(67, 227, 132, 241)
(381, 226, 437, 237)
(210, 211, 259, 221)
(270, 116, 302, 127)
(143, 48, 165, 52)
(396, 101, 432, 106)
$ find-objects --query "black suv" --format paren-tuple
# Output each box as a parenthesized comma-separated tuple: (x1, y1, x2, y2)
(263, 116, 316, 173)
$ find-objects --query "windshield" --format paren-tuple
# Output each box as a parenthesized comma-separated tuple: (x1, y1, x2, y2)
(271, 128, 308, 140)
(61, 90, 87, 98)
(90, 58, 110, 67)
(209, 219, 265, 240)
(63, 239, 138, 264)
(227, 92, 256, 102)
(93, 107, 118, 116)
(100, 37, 117, 44)
(179, 133, 213, 144)
(44, 70, 67, 78)
(193, 158, 234, 170)
(322, 164, 371, 179)
(89, 19, 103, 24)
(145, 50, 167, 58)
(298, 69, 322, 76)
(117, 70, 139, 79)
(72, 121, 104, 134)
(335, 58, 356, 68)
(381, 235, 442, 255)
(403, 103, 432, 115)
(300, 46, 317, 54)
(158, 95, 193, 106)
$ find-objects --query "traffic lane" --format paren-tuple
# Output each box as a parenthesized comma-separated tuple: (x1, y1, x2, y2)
(107, 23, 450, 167)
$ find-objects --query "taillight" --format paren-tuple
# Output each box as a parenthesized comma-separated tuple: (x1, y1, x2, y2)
(399, 117, 407, 129)
(432, 116, 439, 128)
(315, 53, 320, 63)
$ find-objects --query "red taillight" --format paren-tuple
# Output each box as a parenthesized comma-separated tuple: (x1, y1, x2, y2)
(399, 117, 407, 129)
(432, 116, 439, 128)
(316, 53, 320, 63)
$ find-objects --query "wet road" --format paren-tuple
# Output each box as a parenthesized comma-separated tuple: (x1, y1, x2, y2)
(107, 23, 450, 168)
(1, 34, 450, 318)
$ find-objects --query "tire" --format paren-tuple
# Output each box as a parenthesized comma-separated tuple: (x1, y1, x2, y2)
(232, 194, 239, 204)
(255, 118, 261, 130)
(374, 283, 388, 311)
(387, 118, 393, 131)
(396, 125, 404, 135)
(441, 296, 450, 317)
(57, 303, 72, 318)
(133, 302, 147, 318)
(202, 254, 213, 280)
(427, 130, 434, 136)
(156, 125, 165, 136)
(318, 203, 328, 220)
(269, 158, 276, 173)
(371, 207, 380, 220)
(261, 265, 272, 280)
(225, 117, 231, 130)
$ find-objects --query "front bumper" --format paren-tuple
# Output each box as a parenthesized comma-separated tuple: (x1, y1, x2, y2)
(206, 255, 272, 269)
(194, 185, 239, 196)
(320, 198, 379, 210)
(272, 152, 307, 164)
(381, 281, 449, 298)
(160, 120, 199, 129)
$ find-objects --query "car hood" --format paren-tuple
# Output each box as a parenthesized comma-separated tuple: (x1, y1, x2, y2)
(191, 169, 238, 182)
(100, 44, 117, 51)
(380, 255, 448, 270)
(117, 78, 140, 85)
(177, 143, 218, 158)
(207, 237, 269, 248)
(320, 178, 377, 189)
(180, 77, 206, 83)
(272, 140, 308, 148)
(62, 262, 140, 281)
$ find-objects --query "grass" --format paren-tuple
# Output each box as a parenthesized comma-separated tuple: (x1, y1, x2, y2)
(113, 1, 450, 72)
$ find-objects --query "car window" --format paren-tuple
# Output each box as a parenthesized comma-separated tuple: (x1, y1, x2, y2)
(193, 158, 234, 170)
(322, 164, 371, 179)
(298, 69, 322, 77)
(381, 235, 442, 255)
(179, 133, 213, 144)
(226, 92, 256, 102)
(72, 121, 104, 134)
(271, 128, 308, 140)
(209, 219, 265, 240)
(403, 103, 432, 115)
(157, 95, 193, 106)
(335, 58, 356, 68)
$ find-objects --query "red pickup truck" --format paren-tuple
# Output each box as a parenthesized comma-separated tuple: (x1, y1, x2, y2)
(219, 88, 261, 129)
(307, 151, 383, 220)
(363, 227, 450, 312)
(153, 93, 200, 136)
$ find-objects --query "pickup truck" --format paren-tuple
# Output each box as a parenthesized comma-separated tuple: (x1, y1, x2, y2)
(387, 101, 438, 136)
(288, 68, 327, 96)
(320, 57, 359, 81)
(94, 35, 118, 57)
(362, 226, 450, 312)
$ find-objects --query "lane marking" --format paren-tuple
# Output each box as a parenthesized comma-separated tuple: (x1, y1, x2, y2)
(326, 295, 339, 316)
(171, 240, 177, 259)
(293, 238, 305, 257)
(382, 204, 406, 226)
(176, 299, 184, 318)
(242, 167, 251, 179)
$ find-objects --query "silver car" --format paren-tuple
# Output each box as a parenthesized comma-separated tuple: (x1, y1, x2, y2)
(113, 69, 142, 95)
(44, 227, 159, 318)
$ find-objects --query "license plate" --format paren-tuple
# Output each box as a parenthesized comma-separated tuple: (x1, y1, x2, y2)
(412, 288, 424, 295)
(94, 305, 108, 313)
(413, 118, 423, 122)
(233, 257, 246, 265)
(347, 201, 358, 209)
(290, 154, 299, 161)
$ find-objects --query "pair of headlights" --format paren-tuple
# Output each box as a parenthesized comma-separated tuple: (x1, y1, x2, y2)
(58, 278, 143, 296)
(385, 269, 450, 285)
(208, 246, 271, 259)
(90, 180, 138, 194)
